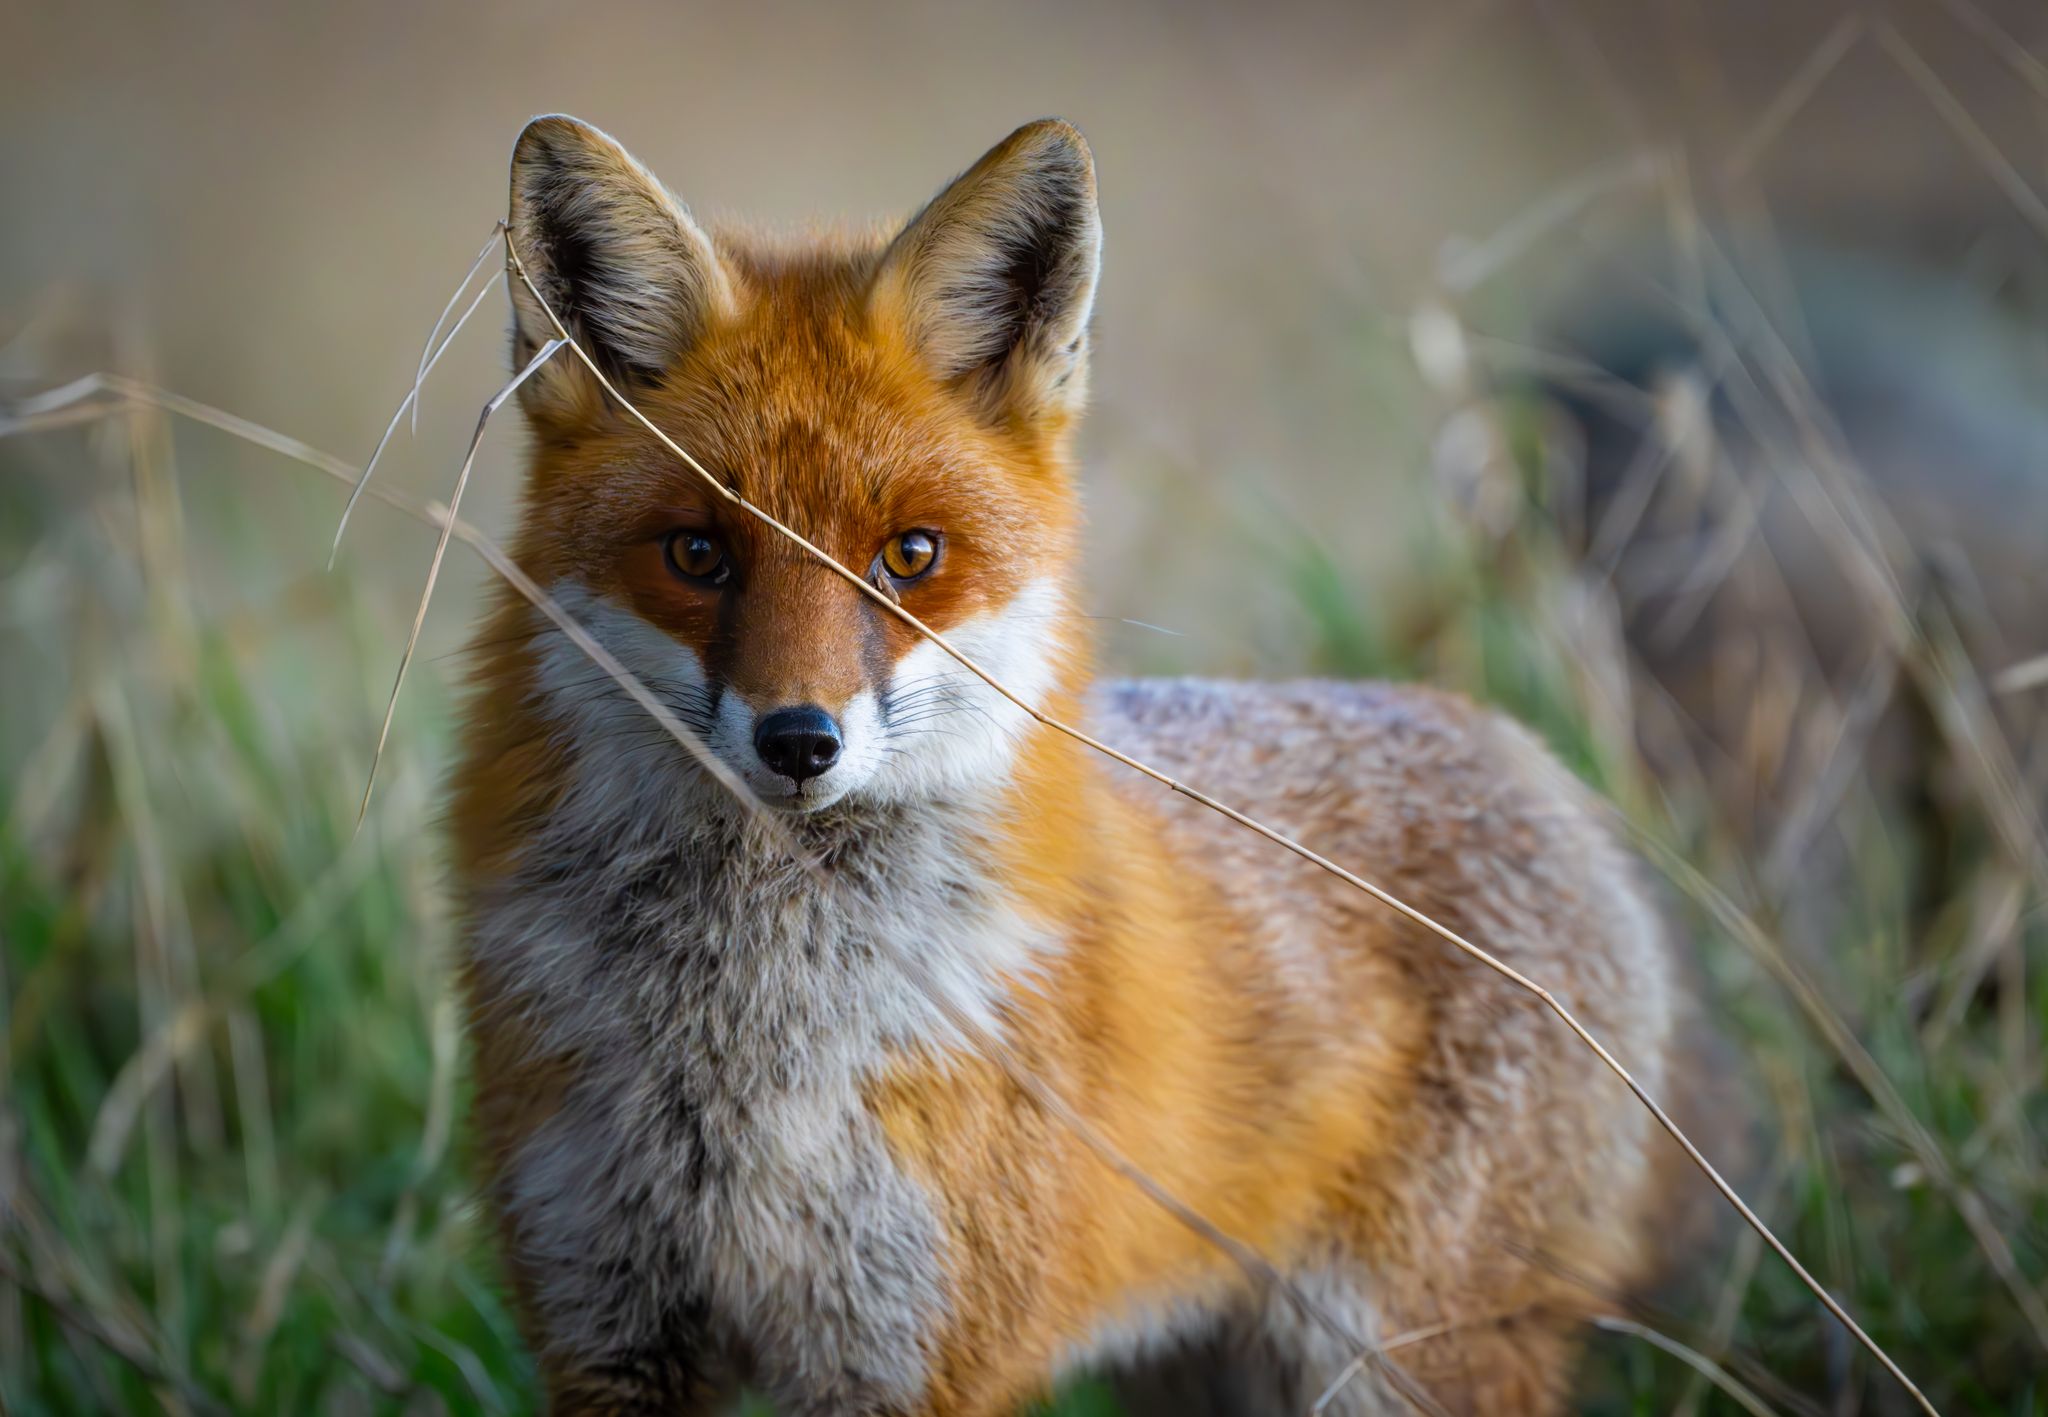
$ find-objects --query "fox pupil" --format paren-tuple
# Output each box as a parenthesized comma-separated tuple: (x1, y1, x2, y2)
(665, 530, 727, 584)
(882, 530, 939, 581)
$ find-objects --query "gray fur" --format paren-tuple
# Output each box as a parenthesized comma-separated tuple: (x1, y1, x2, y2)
(467, 615, 1676, 1412)
(466, 596, 1062, 1412)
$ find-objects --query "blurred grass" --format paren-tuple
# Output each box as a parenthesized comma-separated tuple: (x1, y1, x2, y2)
(1, 362, 2044, 1417)
(1281, 387, 2048, 1415)
(0, 437, 531, 1412)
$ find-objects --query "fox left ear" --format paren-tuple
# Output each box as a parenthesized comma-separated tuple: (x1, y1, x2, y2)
(873, 119, 1101, 426)
(506, 115, 735, 428)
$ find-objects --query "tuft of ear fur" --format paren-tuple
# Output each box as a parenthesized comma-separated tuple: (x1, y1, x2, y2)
(506, 115, 734, 425)
(873, 119, 1101, 426)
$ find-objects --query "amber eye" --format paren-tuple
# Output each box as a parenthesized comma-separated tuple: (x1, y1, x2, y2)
(879, 530, 940, 583)
(663, 530, 730, 585)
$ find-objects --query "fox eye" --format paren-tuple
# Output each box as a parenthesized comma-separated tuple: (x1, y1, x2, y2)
(879, 530, 940, 583)
(663, 530, 730, 585)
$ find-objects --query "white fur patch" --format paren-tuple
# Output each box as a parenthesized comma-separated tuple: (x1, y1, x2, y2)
(532, 582, 711, 720)
(526, 584, 728, 835)
(482, 574, 1073, 1405)
(528, 575, 1065, 815)
(708, 681, 763, 792)
(868, 575, 1065, 804)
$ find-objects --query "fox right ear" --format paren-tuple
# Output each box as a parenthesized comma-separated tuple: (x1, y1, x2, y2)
(506, 115, 734, 426)
(872, 119, 1101, 428)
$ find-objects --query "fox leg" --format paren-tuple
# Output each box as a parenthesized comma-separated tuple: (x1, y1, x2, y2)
(508, 1246, 732, 1417)
(1222, 1270, 1410, 1417)
(1391, 1314, 1581, 1417)
(540, 1343, 728, 1416)
(1223, 1269, 1575, 1416)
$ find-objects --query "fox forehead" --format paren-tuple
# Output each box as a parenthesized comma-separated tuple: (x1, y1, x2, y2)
(520, 253, 1076, 668)
(655, 247, 1067, 534)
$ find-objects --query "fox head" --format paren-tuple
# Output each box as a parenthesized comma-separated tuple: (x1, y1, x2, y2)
(500, 115, 1100, 815)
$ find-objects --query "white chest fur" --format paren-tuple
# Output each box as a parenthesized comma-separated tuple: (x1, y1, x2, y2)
(467, 691, 1046, 1408)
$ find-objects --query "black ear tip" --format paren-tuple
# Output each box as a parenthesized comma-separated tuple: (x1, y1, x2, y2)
(511, 113, 611, 170)
(1016, 116, 1085, 142)
(1014, 117, 1090, 156)
(1004, 118, 1095, 192)
(514, 113, 584, 150)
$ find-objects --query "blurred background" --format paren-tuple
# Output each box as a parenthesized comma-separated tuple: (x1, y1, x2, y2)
(4, 0, 2047, 1411)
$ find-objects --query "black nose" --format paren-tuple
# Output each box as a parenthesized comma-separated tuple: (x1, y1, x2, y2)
(753, 705, 843, 784)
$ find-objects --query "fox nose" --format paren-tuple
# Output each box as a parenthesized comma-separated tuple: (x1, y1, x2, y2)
(753, 705, 843, 784)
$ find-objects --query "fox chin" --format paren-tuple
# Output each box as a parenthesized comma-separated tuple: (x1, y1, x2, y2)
(449, 112, 1695, 1417)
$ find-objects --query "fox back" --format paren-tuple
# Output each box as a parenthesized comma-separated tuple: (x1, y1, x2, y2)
(451, 115, 1689, 1416)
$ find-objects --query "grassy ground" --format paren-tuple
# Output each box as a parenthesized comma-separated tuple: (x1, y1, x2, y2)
(1, 365, 2043, 1416)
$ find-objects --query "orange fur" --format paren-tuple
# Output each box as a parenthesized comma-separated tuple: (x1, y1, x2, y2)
(452, 115, 1687, 1416)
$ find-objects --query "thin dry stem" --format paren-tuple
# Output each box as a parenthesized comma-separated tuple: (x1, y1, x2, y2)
(8, 200, 1944, 1405)
(234, 1196, 317, 1403)
(1623, 229, 2048, 905)
(1626, 823, 2048, 1353)
(1673, 1172, 1774, 1417)
(413, 227, 507, 433)
(498, 233, 1937, 1414)
(0, 1248, 223, 1417)
(1877, 21, 2048, 242)
(1591, 1316, 1778, 1417)
(1437, 151, 1664, 294)
(330, 263, 505, 565)
(1995, 651, 2048, 696)
(354, 334, 562, 827)
(1721, 16, 1864, 181)
(1928, 0, 2048, 99)
(4, 375, 1435, 1412)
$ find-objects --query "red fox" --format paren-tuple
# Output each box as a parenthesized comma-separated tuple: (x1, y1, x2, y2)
(451, 114, 1686, 1415)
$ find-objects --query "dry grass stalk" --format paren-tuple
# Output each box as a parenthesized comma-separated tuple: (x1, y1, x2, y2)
(3, 375, 1443, 1414)
(83, 763, 409, 1177)
(1673, 1173, 1773, 1417)
(1463, 368, 2044, 1360)
(1994, 652, 2048, 696)
(1627, 825, 2048, 1354)
(353, 332, 563, 826)
(1928, 0, 2048, 99)
(1876, 21, 2048, 242)
(1610, 224, 2048, 908)
(1711, 271, 2048, 902)
(1591, 1316, 1779, 1417)
(498, 229, 1939, 1414)
(1721, 16, 1865, 182)
(328, 258, 503, 567)
(6, 199, 1949, 1404)
(0, 1248, 221, 1417)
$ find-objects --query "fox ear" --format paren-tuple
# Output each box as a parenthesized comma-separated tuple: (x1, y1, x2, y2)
(506, 115, 734, 423)
(873, 119, 1101, 425)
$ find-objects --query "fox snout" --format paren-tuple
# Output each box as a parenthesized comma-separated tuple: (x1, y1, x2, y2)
(542, 574, 1065, 817)
(753, 705, 843, 785)
(706, 677, 884, 812)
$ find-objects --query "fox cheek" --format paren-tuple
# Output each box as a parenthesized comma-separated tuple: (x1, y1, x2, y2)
(867, 578, 1066, 803)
